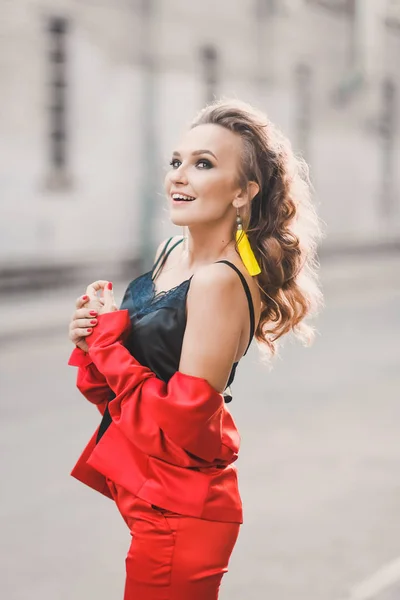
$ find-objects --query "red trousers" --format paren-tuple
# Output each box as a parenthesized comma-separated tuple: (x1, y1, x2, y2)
(107, 479, 240, 600)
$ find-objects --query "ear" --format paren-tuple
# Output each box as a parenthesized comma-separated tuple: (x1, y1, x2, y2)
(233, 181, 260, 209)
(248, 181, 260, 201)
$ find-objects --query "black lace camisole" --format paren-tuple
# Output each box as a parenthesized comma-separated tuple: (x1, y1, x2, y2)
(96, 236, 255, 442)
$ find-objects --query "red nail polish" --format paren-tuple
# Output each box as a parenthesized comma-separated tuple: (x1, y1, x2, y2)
(87, 328, 92, 333)
(82, 295, 89, 300)
(107, 282, 113, 290)
(89, 310, 97, 316)
(90, 320, 97, 325)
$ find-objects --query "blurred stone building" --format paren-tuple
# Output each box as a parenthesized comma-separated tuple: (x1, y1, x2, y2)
(0, 0, 399, 290)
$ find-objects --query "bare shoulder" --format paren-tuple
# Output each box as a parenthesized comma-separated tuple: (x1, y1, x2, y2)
(188, 261, 248, 312)
(153, 235, 184, 263)
(192, 259, 259, 294)
(189, 259, 261, 328)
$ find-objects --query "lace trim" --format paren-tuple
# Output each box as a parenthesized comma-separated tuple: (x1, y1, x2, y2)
(128, 271, 192, 317)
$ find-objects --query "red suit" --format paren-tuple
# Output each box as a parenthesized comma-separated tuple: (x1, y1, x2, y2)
(69, 309, 242, 598)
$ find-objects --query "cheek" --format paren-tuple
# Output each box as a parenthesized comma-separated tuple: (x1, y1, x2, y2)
(193, 171, 233, 199)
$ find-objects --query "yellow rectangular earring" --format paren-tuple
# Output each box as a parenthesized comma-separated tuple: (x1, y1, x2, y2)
(236, 209, 262, 276)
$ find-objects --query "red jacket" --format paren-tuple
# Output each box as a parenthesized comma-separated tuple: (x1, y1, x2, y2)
(68, 310, 243, 523)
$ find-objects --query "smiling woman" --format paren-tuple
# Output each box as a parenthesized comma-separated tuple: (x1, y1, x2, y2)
(67, 98, 323, 600)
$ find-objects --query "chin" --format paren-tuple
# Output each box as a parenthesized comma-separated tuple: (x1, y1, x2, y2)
(170, 217, 187, 227)
(169, 208, 193, 227)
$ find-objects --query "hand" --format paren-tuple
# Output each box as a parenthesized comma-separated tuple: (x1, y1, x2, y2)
(83, 280, 109, 313)
(68, 293, 100, 353)
(86, 280, 118, 316)
(69, 281, 117, 352)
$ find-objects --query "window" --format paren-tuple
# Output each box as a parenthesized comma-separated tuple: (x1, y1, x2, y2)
(46, 16, 71, 189)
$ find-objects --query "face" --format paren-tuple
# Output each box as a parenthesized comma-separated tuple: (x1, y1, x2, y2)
(164, 123, 244, 227)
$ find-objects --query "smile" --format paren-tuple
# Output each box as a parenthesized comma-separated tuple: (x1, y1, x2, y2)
(171, 193, 196, 202)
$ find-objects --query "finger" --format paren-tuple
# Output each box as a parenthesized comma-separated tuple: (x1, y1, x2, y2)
(75, 294, 90, 309)
(72, 317, 98, 330)
(68, 319, 97, 343)
(86, 280, 109, 299)
(69, 318, 98, 342)
(71, 327, 95, 338)
(72, 308, 100, 320)
(102, 282, 116, 312)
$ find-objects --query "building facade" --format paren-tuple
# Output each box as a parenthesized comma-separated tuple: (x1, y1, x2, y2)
(0, 0, 399, 287)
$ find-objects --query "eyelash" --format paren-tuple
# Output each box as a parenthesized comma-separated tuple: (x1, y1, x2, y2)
(169, 158, 213, 169)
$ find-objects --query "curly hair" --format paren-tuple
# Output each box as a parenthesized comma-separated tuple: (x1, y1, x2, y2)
(191, 99, 323, 356)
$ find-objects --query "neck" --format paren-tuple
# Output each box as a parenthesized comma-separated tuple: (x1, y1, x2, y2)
(183, 220, 236, 270)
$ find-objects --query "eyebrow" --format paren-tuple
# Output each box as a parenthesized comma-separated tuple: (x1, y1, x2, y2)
(172, 149, 218, 161)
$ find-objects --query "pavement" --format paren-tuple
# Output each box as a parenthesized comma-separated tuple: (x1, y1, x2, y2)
(1, 251, 400, 600)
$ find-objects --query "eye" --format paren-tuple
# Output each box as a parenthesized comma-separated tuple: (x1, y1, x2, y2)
(196, 159, 213, 169)
(169, 158, 181, 169)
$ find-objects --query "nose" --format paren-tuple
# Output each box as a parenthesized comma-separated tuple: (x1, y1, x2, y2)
(170, 163, 188, 185)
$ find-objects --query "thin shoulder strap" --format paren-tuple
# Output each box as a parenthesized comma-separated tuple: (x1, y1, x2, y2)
(151, 237, 174, 276)
(152, 237, 185, 281)
(215, 260, 255, 355)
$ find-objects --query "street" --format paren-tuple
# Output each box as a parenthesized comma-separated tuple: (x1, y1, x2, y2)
(1, 257, 400, 600)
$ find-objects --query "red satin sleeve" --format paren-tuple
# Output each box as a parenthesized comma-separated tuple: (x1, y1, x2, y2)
(68, 347, 110, 415)
(85, 310, 239, 464)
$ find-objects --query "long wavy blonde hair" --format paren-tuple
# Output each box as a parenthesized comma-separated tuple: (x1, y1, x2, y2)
(191, 99, 323, 356)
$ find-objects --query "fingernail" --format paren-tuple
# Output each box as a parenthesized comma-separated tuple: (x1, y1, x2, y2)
(87, 328, 92, 333)
(107, 282, 113, 290)
(90, 320, 97, 325)
(89, 310, 97, 316)
(82, 295, 89, 300)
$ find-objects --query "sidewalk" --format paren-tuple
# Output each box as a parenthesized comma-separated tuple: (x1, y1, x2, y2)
(0, 253, 399, 345)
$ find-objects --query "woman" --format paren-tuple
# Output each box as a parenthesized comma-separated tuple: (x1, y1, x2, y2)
(68, 99, 322, 599)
